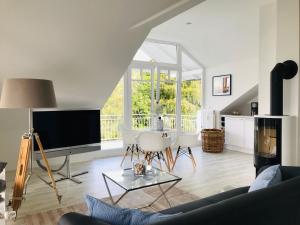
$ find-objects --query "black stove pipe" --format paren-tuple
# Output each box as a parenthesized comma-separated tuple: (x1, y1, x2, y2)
(270, 60, 298, 115)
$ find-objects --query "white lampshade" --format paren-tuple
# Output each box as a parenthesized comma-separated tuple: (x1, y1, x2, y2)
(0, 78, 57, 108)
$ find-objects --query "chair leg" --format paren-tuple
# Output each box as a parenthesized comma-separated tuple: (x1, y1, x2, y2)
(120, 146, 130, 167)
(161, 150, 170, 172)
(157, 152, 162, 170)
(145, 152, 154, 165)
(136, 144, 140, 160)
(188, 147, 197, 168)
(145, 152, 150, 165)
(165, 150, 170, 172)
(150, 152, 155, 164)
(171, 146, 181, 170)
(166, 148, 174, 172)
(168, 147, 174, 166)
(130, 144, 134, 162)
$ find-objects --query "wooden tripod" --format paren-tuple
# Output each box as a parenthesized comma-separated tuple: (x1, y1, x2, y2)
(11, 131, 62, 213)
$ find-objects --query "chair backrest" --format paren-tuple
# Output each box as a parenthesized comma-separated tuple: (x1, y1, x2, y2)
(176, 133, 200, 148)
(121, 128, 140, 145)
(138, 132, 166, 152)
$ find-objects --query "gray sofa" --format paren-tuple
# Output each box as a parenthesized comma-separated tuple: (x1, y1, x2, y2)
(58, 166, 300, 225)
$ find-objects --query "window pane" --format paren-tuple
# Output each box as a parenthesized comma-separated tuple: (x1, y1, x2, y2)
(159, 71, 177, 129)
(181, 79, 201, 132)
(160, 70, 169, 82)
(170, 70, 177, 82)
(101, 77, 124, 142)
(132, 81, 152, 129)
(142, 69, 151, 81)
(132, 68, 141, 80)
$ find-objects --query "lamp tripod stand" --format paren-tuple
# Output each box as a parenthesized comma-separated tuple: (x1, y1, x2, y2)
(10, 110, 62, 214)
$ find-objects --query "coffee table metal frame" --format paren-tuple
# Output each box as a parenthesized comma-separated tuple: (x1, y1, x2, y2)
(102, 168, 182, 208)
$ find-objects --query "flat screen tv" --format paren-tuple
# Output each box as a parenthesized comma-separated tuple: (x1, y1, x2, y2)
(33, 109, 101, 157)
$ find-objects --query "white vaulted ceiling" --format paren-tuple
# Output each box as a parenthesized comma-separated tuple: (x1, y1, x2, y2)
(149, 0, 275, 67)
(0, 0, 204, 108)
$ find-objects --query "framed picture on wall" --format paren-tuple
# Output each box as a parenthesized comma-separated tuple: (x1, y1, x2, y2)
(212, 74, 232, 96)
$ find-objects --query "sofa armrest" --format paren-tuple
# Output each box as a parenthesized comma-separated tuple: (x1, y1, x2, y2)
(58, 212, 110, 225)
(281, 166, 300, 180)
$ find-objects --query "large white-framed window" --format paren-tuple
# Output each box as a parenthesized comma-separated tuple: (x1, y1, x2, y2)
(101, 39, 204, 149)
(124, 39, 204, 134)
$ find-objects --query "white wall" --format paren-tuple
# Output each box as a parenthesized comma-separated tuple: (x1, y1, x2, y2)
(277, 0, 299, 117)
(204, 58, 258, 111)
(276, 0, 299, 165)
(0, 110, 27, 170)
(258, 2, 277, 115)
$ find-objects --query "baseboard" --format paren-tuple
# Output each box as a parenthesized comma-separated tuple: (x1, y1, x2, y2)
(225, 144, 253, 155)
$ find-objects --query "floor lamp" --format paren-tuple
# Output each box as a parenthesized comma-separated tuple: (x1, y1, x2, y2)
(0, 78, 61, 213)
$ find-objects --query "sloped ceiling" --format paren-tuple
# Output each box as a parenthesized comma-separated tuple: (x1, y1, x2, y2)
(221, 84, 258, 115)
(0, 0, 204, 108)
(149, 0, 275, 67)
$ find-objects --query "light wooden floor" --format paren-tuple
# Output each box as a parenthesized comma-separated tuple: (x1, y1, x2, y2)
(6, 147, 255, 218)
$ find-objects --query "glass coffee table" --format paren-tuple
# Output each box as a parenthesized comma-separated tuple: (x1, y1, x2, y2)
(102, 168, 182, 208)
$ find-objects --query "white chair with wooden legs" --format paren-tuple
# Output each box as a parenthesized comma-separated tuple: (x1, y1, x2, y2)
(120, 128, 141, 167)
(172, 133, 200, 170)
(137, 132, 172, 171)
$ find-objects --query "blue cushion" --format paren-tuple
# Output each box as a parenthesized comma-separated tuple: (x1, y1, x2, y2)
(248, 165, 282, 192)
(85, 195, 178, 225)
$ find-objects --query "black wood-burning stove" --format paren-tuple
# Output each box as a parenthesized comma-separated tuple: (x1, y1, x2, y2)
(254, 60, 298, 175)
(254, 117, 282, 174)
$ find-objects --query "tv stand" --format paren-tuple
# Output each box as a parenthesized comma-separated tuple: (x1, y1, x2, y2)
(37, 155, 88, 186)
(35, 145, 101, 186)
(56, 155, 88, 184)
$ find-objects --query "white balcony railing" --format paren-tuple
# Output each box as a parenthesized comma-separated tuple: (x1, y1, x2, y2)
(101, 114, 198, 141)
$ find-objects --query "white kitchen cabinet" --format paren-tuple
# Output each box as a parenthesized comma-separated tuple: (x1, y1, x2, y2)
(244, 118, 255, 150)
(224, 116, 254, 154)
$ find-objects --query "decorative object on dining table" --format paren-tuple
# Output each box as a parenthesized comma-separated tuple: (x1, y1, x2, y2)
(212, 74, 231, 96)
(133, 160, 146, 176)
(157, 116, 164, 131)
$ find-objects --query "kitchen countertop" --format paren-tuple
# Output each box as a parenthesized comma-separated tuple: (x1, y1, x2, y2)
(221, 115, 254, 119)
